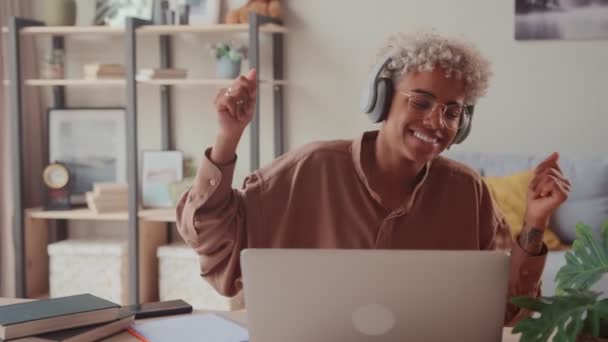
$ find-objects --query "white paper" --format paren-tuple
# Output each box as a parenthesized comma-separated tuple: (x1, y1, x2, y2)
(131, 313, 249, 342)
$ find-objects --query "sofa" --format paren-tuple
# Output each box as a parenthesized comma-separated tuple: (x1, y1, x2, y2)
(445, 151, 608, 296)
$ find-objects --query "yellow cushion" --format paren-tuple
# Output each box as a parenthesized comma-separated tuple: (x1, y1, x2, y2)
(483, 170, 568, 251)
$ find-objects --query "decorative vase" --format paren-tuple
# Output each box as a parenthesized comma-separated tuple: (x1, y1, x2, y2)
(41, 0, 77, 26)
(216, 57, 242, 79)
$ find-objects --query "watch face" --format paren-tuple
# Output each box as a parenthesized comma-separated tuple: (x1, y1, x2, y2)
(43, 163, 70, 189)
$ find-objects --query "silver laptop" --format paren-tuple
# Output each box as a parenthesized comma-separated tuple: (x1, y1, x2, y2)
(241, 249, 510, 342)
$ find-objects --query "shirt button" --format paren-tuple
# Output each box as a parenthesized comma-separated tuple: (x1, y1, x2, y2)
(209, 179, 217, 186)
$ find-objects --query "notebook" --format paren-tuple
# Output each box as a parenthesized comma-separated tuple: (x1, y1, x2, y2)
(6, 308, 134, 342)
(128, 313, 249, 342)
(0, 294, 120, 340)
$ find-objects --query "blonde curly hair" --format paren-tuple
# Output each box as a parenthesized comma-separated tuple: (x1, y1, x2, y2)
(375, 30, 492, 104)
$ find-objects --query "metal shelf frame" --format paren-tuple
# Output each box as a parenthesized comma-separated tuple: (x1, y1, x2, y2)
(8, 13, 285, 303)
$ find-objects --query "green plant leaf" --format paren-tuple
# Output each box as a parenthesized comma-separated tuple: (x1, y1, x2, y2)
(511, 289, 601, 342)
(556, 222, 608, 291)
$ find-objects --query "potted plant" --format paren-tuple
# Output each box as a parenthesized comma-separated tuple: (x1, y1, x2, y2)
(209, 42, 248, 79)
(511, 220, 608, 342)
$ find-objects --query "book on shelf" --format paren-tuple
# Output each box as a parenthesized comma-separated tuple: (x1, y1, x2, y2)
(85, 193, 128, 214)
(7, 308, 134, 342)
(86, 183, 129, 213)
(0, 294, 120, 340)
(136, 68, 187, 81)
(83, 64, 125, 79)
(92, 183, 128, 197)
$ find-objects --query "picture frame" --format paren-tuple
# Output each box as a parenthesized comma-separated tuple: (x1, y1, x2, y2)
(186, 0, 221, 25)
(515, 0, 608, 40)
(48, 108, 127, 205)
(94, 0, 155, 27)
(141, 150, 184, 208)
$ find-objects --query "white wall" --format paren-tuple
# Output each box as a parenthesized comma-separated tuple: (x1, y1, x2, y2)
(283, 0, 608, 158)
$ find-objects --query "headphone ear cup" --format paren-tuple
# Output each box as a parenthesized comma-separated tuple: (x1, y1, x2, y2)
(368, 78, 394, 123)
(360, 77, 379, 114)
(452, 114, 472, 144)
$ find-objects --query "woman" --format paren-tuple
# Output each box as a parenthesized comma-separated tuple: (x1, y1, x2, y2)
(176, 31, 570, 325)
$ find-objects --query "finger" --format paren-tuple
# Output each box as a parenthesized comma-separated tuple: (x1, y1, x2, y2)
(214, 87, 228, 106)
(530, 168, 571, 191)
(530, 167, 570, 190)
(535, 175, 569, 198)
(238, 103, 250, 122)
(247, 69, 258, 100)
(215, 89, 234, 118)
(245, 68, 257, 82)
(243, 69, 258, 101)
(229, 81, 255, 107)
(534, 152, 559, 175)
(233, 76, 254, 100)
(243, 101, 255, 121)
(234, 73, 257, 100)
(219, 90, 238, 118)
(552, 180, 570, 201)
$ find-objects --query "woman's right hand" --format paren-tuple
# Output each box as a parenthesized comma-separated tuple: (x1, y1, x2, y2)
(214, 69, 258, 140)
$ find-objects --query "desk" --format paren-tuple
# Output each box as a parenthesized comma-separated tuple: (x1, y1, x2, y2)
(1, 298, 520, 341)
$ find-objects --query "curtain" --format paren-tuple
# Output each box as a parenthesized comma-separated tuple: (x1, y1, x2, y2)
(0, 0, 45, 297)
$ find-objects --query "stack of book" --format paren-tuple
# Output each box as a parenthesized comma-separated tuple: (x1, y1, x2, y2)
(0, 294, 134, 341)
(83, 64, 125, 79)
(136, 68, 187, 81)
(85, 183, 128, 214)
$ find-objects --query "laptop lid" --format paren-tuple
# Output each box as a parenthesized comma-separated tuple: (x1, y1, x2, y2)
(241, 249, 510, 342)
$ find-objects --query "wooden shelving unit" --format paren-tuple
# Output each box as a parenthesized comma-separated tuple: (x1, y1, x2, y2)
(137, 78, 288, 86)
(1, 23, 287, 36)
(7, 14, 286, 304)
(24, 79, 126, 86)
(136, 22, 287, 35)
(27, 207, 177, 222)
(5, 78, 288, 87)
(1, 25, 124, 35)
(28, 208, 129, 221)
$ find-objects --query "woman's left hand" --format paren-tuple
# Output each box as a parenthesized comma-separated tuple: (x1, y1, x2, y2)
(524, 152, 571, 229)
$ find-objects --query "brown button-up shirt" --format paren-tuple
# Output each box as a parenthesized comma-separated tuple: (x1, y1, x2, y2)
(177, 131, 546, 326)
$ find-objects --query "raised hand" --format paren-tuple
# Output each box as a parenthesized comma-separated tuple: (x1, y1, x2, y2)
(525, 152, 571, 229)
(214, 69, 258, 139)
(210, 69, 257, 165)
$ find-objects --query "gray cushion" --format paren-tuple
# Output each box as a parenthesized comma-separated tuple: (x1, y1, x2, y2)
(445, 151, 608, 244)
(551, 196, 608, 243)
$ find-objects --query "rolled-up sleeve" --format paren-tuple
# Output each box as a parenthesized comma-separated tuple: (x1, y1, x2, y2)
(504, 238, 547, 326)
(176, 148, 263, 297)
(478, 179, 547, 326)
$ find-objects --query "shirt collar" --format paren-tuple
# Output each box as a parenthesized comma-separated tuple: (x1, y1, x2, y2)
(351, 130, 432, 212)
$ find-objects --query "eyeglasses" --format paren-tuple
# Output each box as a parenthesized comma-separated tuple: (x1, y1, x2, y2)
(397, 91, 470, 131)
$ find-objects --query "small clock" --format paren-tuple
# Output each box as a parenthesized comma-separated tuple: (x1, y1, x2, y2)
(43, 162, 72, 210)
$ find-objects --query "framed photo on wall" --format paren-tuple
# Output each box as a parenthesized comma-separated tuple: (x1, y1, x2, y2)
(515, 0, 608, 40)
(94, 0, 155, 27)
(141, 150, 183, 208)
(48, 108, 127, 205)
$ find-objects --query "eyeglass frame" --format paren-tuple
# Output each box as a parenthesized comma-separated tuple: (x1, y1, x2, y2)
(396, 91, 471, 131)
